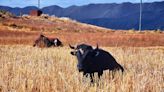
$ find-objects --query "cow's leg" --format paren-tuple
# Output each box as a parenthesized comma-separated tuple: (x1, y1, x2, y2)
(82, 72, 88, 83)
(89, 73, 94, 83)
(83, 72, 94, 83)
(111, 71, 115, 79)
(98, 71, 103, 79)
(83, 72, 88, 77)
(108, 70, 115, 80)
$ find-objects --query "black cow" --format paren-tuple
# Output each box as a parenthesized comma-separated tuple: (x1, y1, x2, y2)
(33, 34, 63, 47)
(69, 44, 124, 82)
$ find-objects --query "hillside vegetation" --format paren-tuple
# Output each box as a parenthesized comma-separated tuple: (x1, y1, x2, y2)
(0, 14, 164, 47)
(0, 14, 110, 33)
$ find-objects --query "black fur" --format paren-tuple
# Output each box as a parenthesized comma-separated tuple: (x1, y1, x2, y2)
(33, 34, 63, 47)
(70, 44, 124, 82)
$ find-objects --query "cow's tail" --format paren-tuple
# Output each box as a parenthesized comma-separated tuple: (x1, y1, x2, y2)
(118, 64, 124, 73)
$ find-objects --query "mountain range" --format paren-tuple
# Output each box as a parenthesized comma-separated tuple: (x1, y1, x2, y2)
(0, 1, 164, 30)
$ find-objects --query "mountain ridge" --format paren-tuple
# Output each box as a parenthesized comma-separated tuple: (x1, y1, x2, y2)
(0, 1, 164, 30)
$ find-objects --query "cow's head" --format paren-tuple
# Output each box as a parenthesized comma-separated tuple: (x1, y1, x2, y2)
(33, 34, 46, 47)
(69, 44, 99, 71)
(53, 38, 63, 47)
(69, 44, 93, 55)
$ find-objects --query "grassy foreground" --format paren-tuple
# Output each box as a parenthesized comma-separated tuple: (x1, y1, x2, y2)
(0, 45, 163, 92)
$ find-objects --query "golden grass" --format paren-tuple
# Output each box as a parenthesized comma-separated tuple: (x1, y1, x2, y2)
(0, 29, 164, 47)
(0, 45, 163, 92)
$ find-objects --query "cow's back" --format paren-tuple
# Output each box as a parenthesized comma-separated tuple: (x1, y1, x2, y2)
(83, 49, 121, 72)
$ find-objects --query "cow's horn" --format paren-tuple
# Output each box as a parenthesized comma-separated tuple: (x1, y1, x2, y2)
(96, 43, 99, 49)
(69, 44, 75, 49)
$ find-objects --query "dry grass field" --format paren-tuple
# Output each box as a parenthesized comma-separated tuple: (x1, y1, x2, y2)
(0, 45, 163, 92)
(0, 30, 164, 47)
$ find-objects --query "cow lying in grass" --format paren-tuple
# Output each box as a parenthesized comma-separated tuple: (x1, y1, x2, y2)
(33, 34, 63, 47)
(70, 44, 124, 82)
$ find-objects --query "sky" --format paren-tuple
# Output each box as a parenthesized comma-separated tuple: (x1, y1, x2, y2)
(0, 0, 163, 8)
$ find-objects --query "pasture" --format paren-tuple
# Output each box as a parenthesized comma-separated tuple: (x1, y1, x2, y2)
(0, 45, 163, 92)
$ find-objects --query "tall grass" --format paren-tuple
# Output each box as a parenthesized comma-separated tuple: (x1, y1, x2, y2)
(0, 45, 163, 92)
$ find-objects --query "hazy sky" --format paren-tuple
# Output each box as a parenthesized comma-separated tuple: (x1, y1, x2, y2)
(0, 0, 163, 8)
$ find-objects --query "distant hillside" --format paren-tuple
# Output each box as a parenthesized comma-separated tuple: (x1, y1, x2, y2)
(0, 14, 111, 33)
(0, 13, 164, 47)
(0, 1, 164, 30)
